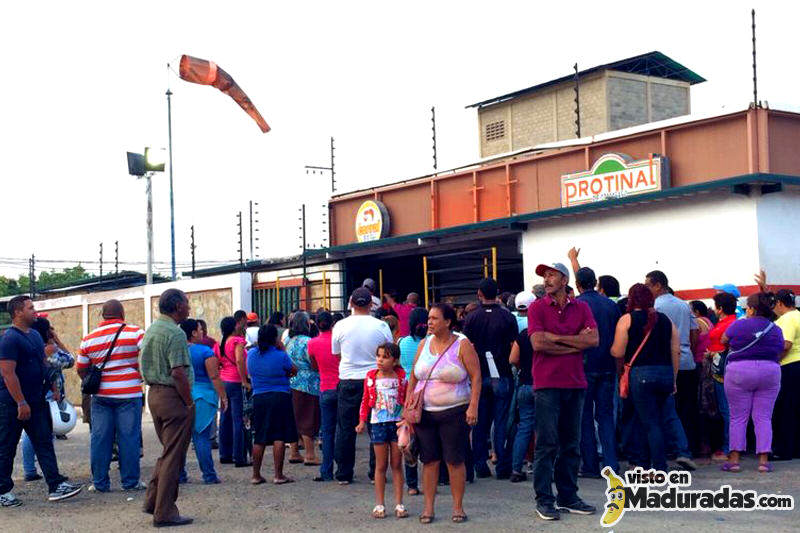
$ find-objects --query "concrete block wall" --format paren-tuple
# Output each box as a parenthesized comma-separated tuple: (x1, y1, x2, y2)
(478, 70, 691, 158)
(608, 71, 690, 131)
(608, 76, 648, 130)
(651, 82, 690, 122)
(478, 74, 606, 157)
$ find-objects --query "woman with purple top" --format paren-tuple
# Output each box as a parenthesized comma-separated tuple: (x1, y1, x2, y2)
(720, 292, 784, 473)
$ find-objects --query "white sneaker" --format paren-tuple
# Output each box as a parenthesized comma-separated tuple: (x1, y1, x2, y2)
(48, 481, 83, 502)
(123, 481, 147, 492)
(0, 492, 22, 507)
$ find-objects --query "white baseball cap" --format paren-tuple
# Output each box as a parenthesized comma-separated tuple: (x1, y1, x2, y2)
(515, 291, 536, 311)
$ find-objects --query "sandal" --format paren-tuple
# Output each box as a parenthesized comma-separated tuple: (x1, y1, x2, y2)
(372, 505, 386, 519)
(303, 460, 322, 466)
(758, 462, 773, 473)
(419, 514, 434, 524)
(288, 458, 303, 464)
(720, 462, 741, 473)
(394, 504, 408, 518)
(273, 477, 295, 485)
(250, 477, 266, 485)
(452, 513, 468, 523)
(407, 487, 419, 496)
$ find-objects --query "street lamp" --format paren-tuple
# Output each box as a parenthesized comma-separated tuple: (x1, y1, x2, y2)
(127, 147, 166, 284)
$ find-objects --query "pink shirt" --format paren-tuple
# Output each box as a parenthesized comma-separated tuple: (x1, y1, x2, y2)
(393, 303, 415, 337)
(219, 335, 246, 383)
(308, 331, 339, 392)
(528, 295, 596, 390)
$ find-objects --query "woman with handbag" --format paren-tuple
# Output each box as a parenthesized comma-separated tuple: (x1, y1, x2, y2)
(611, 283, 679, 472)
(405, 303, 481, 524)
(719, 292, 784, 473)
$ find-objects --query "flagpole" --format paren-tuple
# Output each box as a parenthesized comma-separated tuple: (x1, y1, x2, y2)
(166, 87, 176, 280)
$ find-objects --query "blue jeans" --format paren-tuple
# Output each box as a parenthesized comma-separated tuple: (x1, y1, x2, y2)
(193, 422, 219, 483)
(629, 365, 675, 472)
(318, 389, 338, 480)
(532, 388, 585, 506)
(219, 382, 246, 464)
(473, 376, 513, 476)
(714, 381, 730, 454)
(90, 396, 143, 491)
(580, 372, 619, 475)
(511, 384, 535, 473)
(21, 432, 39, 477)
(334, 379, 363, 482)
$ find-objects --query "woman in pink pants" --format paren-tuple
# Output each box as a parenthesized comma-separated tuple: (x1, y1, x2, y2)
(721, 293, 784, 473)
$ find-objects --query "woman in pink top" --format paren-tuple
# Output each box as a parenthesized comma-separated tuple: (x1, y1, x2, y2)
(406, 303, 481, 524)
(218, 316, 250, 466)
(308, 311, 340, 481)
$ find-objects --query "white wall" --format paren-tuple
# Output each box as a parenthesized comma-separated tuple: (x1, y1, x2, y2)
(756, 187, 800, 285)
(33, 272, 253, 336)
(522, 192, 761, 294)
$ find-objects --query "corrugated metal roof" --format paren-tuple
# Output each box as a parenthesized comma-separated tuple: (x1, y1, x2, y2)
(466, 51, 705, 109)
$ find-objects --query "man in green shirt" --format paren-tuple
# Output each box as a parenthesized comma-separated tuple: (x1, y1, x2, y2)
(140, 289, 194, 528)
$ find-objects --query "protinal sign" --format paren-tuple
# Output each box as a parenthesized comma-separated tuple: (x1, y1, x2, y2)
(355, 200, 390, 243)
(561, 153, 670, 207)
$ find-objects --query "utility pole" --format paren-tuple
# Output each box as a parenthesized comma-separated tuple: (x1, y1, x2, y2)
(431, 106, 438, 171)
(299, 204, 307, 289)
(304, 136, 336, 193)
(752, 9, 758, 107)
(166, 87, 176, 280)
(573, 63, 581, 138)
(330, 136, 336, 193)
(99, 242, 104, 277)
(249, 201, 260, 260)
(145, 172, 154, 285)
(29, 254, 36, 298)
(114, 241, 119, 274)
(190, 225, 196, 278)
(237, 211, 244, 266)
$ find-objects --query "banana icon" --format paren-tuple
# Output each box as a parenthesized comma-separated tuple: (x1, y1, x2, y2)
(601, 467, 626, 527)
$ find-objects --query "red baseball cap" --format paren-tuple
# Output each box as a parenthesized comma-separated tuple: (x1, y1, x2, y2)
(246, 312, 259, 322)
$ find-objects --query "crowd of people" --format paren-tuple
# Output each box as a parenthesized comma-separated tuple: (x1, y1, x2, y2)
(1, 250, 800, 526)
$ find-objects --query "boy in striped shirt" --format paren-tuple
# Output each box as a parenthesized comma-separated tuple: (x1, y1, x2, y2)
(77, 300, 146, 492)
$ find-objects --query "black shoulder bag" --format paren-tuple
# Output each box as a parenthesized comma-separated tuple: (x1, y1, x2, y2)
(81, 324, 126, 395)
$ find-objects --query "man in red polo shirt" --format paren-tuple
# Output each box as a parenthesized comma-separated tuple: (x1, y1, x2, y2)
(528, 262, 599, 521)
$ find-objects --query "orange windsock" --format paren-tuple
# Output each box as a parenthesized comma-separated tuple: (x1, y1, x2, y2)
(178, 55, 270, 133)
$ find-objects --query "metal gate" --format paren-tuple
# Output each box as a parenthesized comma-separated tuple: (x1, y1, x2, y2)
(252, 285, 302, 321)
(422, 247, 497, 307)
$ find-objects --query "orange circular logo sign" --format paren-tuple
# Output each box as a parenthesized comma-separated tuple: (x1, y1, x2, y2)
(355, 200, 390, 242)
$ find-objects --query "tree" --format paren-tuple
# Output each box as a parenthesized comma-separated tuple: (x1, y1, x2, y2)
(0, 265, 93, 297)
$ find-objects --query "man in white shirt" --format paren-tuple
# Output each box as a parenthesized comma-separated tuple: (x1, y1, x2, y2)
(332, 287, 393, 484)
(244, 312, 260, 349)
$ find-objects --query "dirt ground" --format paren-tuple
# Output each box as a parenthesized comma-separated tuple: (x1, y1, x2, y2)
(2, 415, 797, 532)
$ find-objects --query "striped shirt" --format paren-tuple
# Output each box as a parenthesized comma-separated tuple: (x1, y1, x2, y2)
(77, 319, 144, 399)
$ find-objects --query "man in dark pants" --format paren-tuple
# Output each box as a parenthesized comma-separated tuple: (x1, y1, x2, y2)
(528, 263, 599, 521)
(463, 278, 518, 479)
(0, 295, 82, 507)
(140, 289, 194, 527)
(565, 253, 621, 477)
(332, 288, 393, 484)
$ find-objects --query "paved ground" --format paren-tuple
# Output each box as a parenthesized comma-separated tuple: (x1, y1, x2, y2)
(3, 417, 798, 532)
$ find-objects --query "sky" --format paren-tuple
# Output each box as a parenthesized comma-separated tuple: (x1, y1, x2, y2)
(2, 0, 798, 279)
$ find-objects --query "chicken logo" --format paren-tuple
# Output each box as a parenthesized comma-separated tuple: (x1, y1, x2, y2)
(361, 207, 376, 223)
(355, 200, 389, 243)
(601, 467, 626, 527)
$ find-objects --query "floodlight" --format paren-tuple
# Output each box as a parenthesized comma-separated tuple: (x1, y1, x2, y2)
(144, 147, 166, 172)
